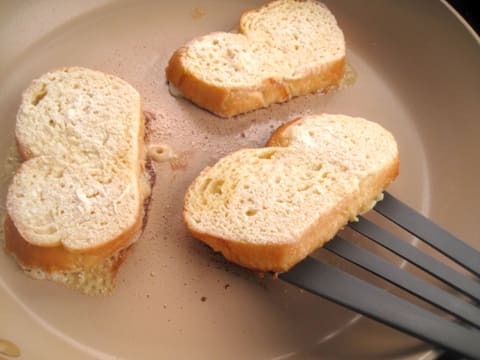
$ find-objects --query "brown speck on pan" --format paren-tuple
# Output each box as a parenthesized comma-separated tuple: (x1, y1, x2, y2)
(224, 284, 230, 290)
(201, 296, 207, 302)
(191, 7, 207, 19)
(169, 151, 189, 170)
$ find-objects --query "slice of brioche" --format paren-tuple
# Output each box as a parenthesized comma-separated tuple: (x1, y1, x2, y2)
(4, 67, 152, 295)
(183, 114, 399, 272)
(166, 0, 345, 117)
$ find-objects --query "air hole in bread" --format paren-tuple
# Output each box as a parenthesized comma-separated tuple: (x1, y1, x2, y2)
(86, 191, 100, 199)
(312, 163, 323, 171)
(32, 224, 57, 235)
(50, 169, 63, 179)
(209, 179, 224, 195)
(245, 209, 258, 216)
(99, 177, 113, 185)
(200, 178, 212, 193)
(31, 85, 48, 105)
(301, 171, 314, 181)
(298, 184, 312, 192)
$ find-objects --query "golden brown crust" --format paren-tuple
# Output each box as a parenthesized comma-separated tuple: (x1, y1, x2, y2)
(4, 213, 142, 272)
(266, 117, 304, 147)
(184, 225, 294, 272)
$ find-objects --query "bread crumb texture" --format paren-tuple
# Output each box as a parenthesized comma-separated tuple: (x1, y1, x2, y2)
(5, 67, 145, 295)
(166, 0, 345, 117)
(184, 114, 399, 271)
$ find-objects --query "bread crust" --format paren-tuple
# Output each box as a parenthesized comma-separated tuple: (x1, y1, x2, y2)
(167, 48, 344, 118)
(4, 214, 141, 272)
(266, 116, 304, 147)
(183, 115, 399, 272)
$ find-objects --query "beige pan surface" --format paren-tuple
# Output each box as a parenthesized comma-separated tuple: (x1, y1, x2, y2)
(0, 1, 478, 359)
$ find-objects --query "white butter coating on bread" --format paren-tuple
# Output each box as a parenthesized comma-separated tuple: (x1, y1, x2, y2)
(166, 0, 345, 117)
(183, 114, 399, 272)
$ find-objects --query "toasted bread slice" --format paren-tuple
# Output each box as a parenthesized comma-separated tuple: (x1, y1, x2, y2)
(183, 114, 399, 272)
(4, 67, 152, 295)
(166, 0, 345, 117)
